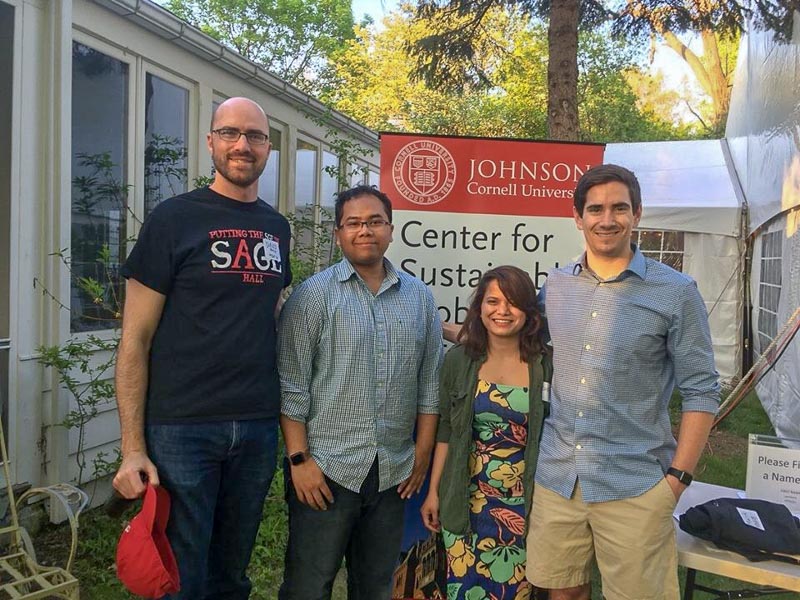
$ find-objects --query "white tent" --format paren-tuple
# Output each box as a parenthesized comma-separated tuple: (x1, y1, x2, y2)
(604, 140, 745, 384)
(725, 24, 800, 439)
(601, 20, 800, 438)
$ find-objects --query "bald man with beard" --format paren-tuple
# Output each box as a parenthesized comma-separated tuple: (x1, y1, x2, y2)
(113, 97, 292, 599)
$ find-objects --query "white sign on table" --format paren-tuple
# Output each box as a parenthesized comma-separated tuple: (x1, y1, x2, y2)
(745, 434, 800, 511)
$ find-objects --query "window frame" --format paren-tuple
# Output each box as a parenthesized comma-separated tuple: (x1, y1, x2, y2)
(320, 149, 341, 210)
(293, 135, 320, 216)
(632, 229, 685, 272)
(70, 34, 199, 335)
(259, 122, 286, 209)
(136, 62, 196, 219)
(348, 161, 369, 187)
(70, 33, 136, 336)
(757, 230, 783, 353)
(368, 168, 380, 189)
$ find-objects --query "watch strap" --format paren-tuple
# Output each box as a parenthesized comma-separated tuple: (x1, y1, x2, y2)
(289, 449, 311, 466)
(666, 466, 693, 486)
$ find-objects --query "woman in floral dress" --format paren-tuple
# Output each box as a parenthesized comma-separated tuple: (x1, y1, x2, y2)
(421, 266, 550, 600)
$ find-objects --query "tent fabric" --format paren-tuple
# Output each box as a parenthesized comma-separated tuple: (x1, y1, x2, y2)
(683, 233, 743, 383)
(752, 216, 800, 440)
(726, 30, 800, 232)
(604, 140, 743, 237)
(727, 26, 800, 440)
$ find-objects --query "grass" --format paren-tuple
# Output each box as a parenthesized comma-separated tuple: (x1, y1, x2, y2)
(247, 473, 290, 599)
(36, 463, 344, 600)
(36, 390, 784, 599)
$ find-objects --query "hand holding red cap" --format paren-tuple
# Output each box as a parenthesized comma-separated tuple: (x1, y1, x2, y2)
(116, 483, 180, 598)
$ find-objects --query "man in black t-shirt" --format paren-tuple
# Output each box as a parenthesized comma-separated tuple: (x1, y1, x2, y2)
(112, 97, 292, 599)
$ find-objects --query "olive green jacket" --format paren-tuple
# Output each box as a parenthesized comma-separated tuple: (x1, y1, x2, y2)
(435, 344, 551, 535)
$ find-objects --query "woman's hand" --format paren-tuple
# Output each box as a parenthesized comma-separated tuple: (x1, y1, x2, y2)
(421, 492, 442, 532)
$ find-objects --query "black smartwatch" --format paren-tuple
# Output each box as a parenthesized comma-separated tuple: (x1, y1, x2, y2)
(289, 449, 311, 466)
(666, 467, 693, 486)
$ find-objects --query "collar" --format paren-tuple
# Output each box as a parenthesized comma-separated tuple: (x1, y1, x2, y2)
(625, 244, 647, 279)
(574, 244, 647, 281)
(334, 258, 401, 288)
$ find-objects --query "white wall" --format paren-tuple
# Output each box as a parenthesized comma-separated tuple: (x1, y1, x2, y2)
(3, 0, 74, 491)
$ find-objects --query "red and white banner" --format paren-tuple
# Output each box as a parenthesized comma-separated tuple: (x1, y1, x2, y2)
(381, 133, 605, 323)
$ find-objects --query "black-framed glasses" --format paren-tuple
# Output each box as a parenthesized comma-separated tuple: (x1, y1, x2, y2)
(211, 128, 269, 145)
(339, 218, 391, 232)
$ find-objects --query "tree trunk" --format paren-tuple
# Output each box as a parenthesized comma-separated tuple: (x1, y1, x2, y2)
(662, 29, 730, 135)
(547, 0, 580, 141)
(700, 29, 730, 134)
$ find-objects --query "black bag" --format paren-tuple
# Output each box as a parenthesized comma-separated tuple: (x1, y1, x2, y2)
(679, 497, 800, 564)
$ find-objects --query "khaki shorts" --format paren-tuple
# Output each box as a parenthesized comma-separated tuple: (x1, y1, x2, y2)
(526, 479, 679, 600)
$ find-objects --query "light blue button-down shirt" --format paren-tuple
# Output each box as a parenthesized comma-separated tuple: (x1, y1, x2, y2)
(535, 246, 720, 503)
(278, 258, 443, 492)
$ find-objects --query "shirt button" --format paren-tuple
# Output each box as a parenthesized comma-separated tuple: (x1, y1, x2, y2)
(591, 311, 598, 318)
(578, 411, 584, 417)
(580, 377, 586, 384)
(377, 382, 383, 388)
(576, 444, 582, 450)
(598, 282, 605, 287)
(584, 344, 591, 350)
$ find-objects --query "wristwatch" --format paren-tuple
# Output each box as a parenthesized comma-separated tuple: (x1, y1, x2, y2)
(289, 449, 311, 466)
(666, 467, 693, 486)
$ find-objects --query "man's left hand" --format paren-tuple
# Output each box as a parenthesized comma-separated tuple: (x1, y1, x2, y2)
(665, 474, 687, 501)
(397, 447, 432, 499)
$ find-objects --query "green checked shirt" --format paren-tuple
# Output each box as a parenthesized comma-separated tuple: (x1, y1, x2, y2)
(278, 258, 443, 493)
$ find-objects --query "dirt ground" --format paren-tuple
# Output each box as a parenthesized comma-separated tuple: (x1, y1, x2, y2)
(704, 427, 747, 460)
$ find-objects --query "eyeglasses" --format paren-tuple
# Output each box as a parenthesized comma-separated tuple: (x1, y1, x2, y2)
(211, 128, 269, 145)
(339, 218, 391, 232)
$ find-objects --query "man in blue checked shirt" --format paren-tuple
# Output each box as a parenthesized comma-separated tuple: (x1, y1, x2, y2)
(277, 185, 444, 600)
(526, 164, 720, 600)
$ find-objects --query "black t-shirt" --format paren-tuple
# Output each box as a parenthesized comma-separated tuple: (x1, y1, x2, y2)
(121, 187, 292, 423)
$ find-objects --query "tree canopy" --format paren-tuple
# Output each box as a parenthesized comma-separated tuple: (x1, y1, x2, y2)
(325, 6, 688, 142)
(159, 0, 787, 140)
(164, 0, 355, 94)
(406, 0, 798, 139)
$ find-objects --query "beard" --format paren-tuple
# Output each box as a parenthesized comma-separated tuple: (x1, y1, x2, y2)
(211, 148, 267, 188)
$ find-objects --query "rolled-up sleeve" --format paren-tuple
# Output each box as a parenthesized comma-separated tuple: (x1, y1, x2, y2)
(669, 280, 721, 414)
(435, 350, 456, 443)
(277, 284, 322, 423)
(416, 287, 444, 415)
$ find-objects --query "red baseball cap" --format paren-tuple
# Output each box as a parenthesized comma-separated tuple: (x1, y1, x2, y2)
(116, 484, 181, 598)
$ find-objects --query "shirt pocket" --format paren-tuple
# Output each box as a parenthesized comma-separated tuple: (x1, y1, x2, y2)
(386, 311, 426, 369)
(447, 387, 473, 433)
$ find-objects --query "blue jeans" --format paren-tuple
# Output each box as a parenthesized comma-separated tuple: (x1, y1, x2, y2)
(279, 458, 405, 600)
(146, 418, 278, 600)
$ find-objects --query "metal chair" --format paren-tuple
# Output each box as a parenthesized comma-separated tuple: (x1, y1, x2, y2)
(0, 417, 88, 599)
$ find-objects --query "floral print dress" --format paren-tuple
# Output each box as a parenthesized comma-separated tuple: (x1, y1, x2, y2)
(442, 379, 532, 600)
